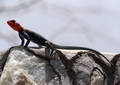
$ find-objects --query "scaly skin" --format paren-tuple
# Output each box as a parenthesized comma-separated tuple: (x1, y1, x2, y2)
(7, 19, 112, 66)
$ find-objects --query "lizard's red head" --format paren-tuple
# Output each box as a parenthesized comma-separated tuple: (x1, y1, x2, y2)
(7, 20, 24, 32)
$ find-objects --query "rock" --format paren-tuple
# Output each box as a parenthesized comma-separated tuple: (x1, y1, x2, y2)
(0, 47, 71, 85)
(69, 52, 105, 85)
(0, 48, 46, 85)
(0, 47, 117, 85)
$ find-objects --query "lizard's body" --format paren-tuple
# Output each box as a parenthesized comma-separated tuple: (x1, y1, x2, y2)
(7, 20, 111, 65)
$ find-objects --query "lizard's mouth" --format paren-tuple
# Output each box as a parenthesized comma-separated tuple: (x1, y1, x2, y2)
(7, 20, 16, 25)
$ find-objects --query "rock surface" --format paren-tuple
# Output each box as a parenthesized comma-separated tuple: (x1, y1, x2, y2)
(0, 47, 117, 85)
(0, 47, 71, 85)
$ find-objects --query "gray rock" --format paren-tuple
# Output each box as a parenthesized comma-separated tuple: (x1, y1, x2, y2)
(0, 47, 116, 85)
(0, 47, 71, 85)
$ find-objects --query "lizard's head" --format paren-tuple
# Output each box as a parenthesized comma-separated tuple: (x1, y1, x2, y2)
(7, 20, 24, 32)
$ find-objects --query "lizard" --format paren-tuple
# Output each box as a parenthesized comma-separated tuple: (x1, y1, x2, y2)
(7, 19, 112, 66)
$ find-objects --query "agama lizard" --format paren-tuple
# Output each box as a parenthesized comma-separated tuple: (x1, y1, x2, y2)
(7, 19, 112, 66)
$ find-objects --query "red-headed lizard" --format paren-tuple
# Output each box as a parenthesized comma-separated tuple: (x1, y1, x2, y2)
(7, 19, 112, 66)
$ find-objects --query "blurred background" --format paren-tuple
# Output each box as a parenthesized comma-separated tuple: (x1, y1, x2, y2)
(0, 0, 120, 53)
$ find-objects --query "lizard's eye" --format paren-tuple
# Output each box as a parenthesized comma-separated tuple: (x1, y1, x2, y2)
(15, 23, 20, 26)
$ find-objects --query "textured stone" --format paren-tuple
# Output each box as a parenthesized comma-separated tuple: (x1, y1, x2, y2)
(0, 47, 71, 85)
(0, 47, 117, 85)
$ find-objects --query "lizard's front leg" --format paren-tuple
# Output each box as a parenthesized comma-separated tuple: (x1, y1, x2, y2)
(19, 32, 24, 46)
(20, 31, 30, 48)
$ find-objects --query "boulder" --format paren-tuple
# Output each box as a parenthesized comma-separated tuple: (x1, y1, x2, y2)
(0, 47, 117, 85)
